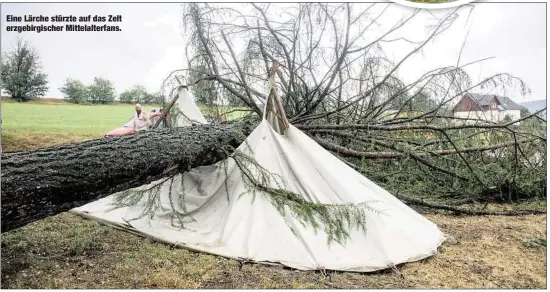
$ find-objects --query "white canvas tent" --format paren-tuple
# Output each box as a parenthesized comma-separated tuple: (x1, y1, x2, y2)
(73, 72, 445, 272)
(173, 86, 208, 127)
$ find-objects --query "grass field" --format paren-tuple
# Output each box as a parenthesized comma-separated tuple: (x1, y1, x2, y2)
(2, 101, 146, 152)
(1, 101, 547, 289)
(1, 100, 249, 152)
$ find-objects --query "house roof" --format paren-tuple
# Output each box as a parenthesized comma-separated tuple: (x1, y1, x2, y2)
(466, 93, 523, 110)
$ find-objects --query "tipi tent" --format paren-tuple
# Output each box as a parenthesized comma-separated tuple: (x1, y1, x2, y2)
(73, 67, 445, 272)
(172, 86, 208, 127)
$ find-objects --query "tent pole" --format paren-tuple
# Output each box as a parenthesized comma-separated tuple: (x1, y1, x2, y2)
(152, 76, 185, 130)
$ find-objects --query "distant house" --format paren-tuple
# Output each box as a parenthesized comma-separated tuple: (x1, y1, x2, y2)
(452, 93, 523, 124)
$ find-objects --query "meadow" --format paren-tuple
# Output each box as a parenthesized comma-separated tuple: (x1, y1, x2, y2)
(1, 99, 248, 152)
(0, 100, 546, 289)
(2, 101, 140, 152)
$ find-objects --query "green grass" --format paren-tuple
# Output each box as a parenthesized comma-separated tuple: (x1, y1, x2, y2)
(0, 101, 250, 152)
(1, 102, 150, 152)
(2, 102, 250, 135)
(2, 102, 138, 135)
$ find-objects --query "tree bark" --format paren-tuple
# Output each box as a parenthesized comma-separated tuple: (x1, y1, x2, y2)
(1, 121, 254, 233)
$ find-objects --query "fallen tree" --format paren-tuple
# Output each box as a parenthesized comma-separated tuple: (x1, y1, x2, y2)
(2, 3, 547, 234)
(3, 118, 545, 233)
(1, 121, 255, 233)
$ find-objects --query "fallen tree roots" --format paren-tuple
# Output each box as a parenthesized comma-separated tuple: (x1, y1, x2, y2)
(1, 121, 254, 233)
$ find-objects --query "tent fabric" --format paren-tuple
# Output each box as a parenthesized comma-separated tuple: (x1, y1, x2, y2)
(72, 120, 446, 272)
(174, 87, 208, 127)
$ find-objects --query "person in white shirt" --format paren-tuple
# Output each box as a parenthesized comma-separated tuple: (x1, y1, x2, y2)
(133, 103, 149, 132)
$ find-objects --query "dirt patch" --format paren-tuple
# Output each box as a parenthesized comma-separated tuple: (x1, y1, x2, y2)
(400, 213, 547, 289)
(1, 212, 546, 289)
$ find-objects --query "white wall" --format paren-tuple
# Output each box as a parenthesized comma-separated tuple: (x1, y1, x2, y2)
(453, 109, 521, 124)
(504, 109, 521, 122)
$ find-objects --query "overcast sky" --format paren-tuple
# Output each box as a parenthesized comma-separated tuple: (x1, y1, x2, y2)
(0, 2, 546, 103)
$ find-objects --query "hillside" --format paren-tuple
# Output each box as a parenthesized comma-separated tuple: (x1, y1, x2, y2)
(520, 99, 547, 120)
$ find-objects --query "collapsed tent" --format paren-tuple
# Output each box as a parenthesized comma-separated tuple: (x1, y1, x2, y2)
(72, 69, 446, 272)
(172, 86, 208, 127)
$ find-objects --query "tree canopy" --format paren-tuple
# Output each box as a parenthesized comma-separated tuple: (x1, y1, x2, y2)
(59, 78, 87, 103)
(1, 39, 48, 102)
(87, 77, 116, 104)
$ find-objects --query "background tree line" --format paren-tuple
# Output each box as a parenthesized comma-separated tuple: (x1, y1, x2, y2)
(1, 38, 164, 105)
(60, 78, 163, 105)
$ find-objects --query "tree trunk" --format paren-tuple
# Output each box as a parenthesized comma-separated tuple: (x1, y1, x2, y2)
(1, 121, 254, 233)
